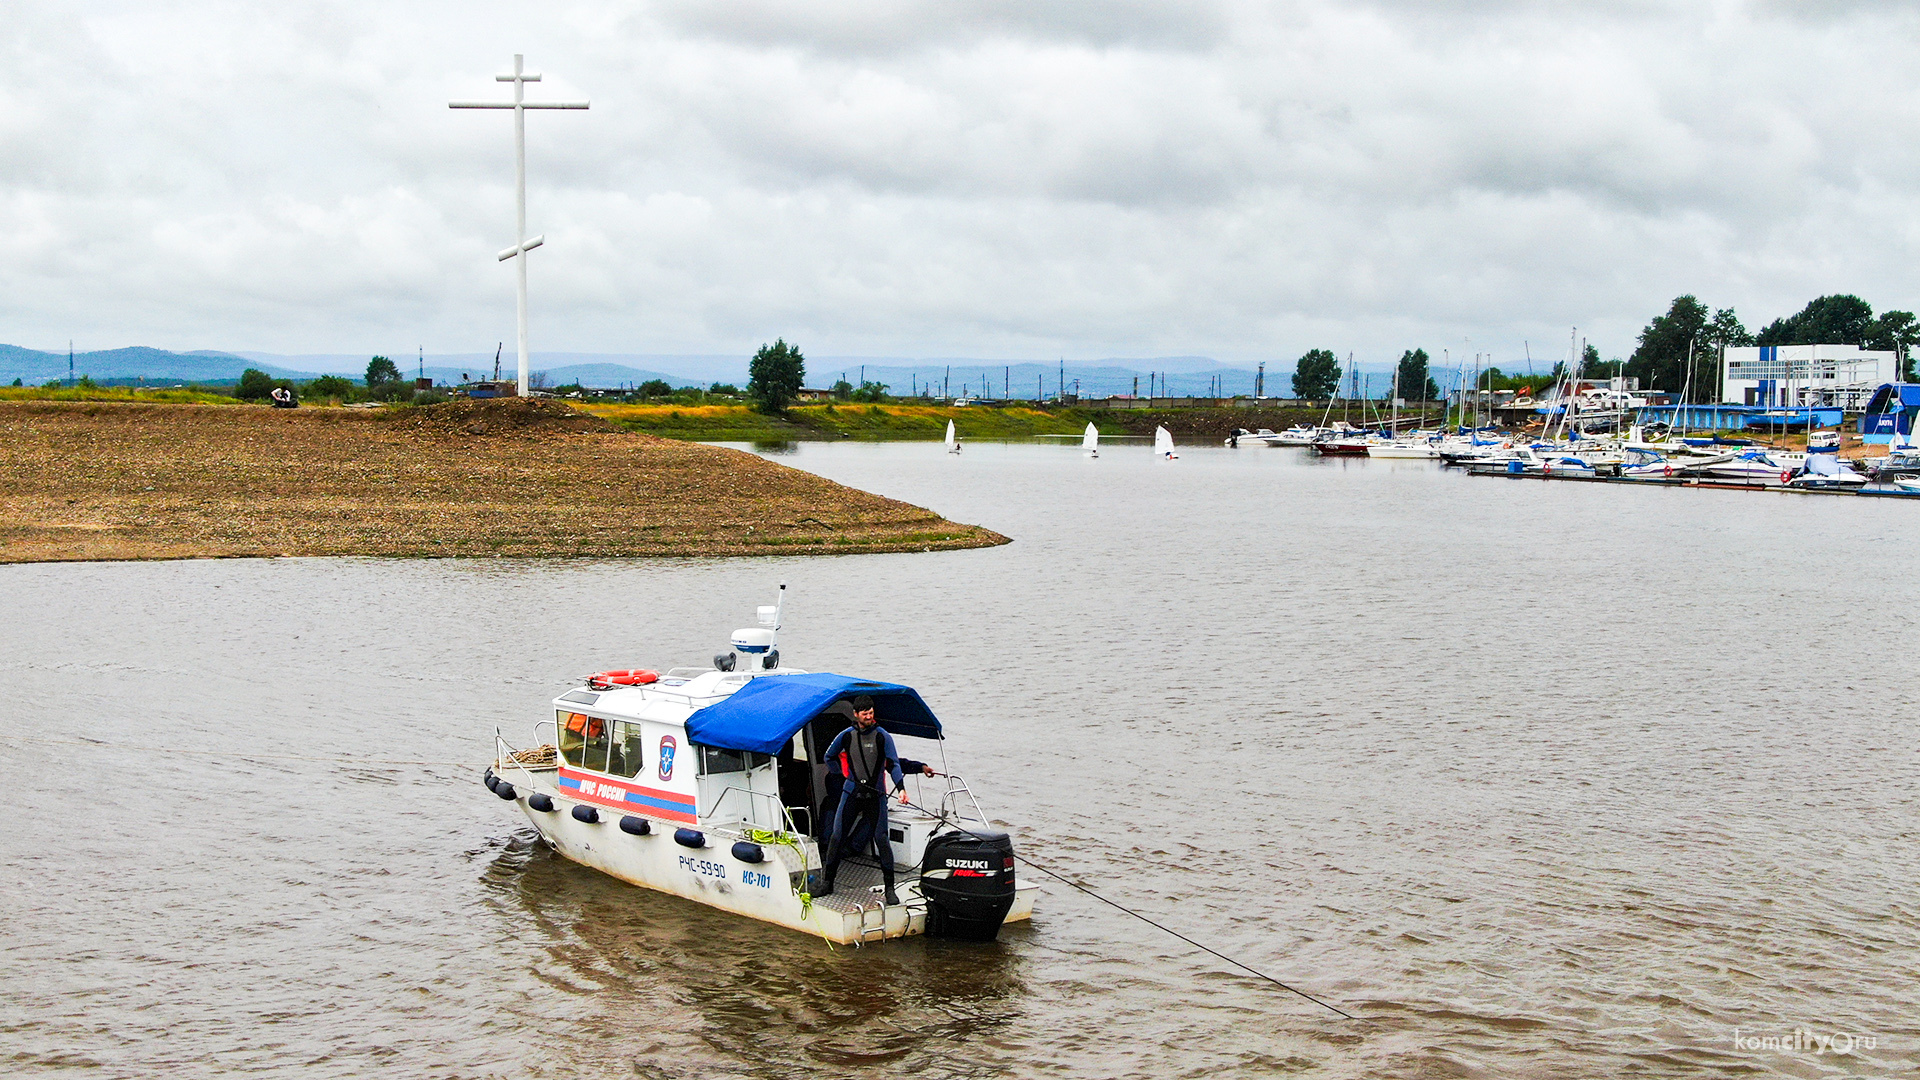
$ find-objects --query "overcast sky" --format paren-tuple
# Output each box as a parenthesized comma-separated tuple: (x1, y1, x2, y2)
(5, 1, 1919, 371)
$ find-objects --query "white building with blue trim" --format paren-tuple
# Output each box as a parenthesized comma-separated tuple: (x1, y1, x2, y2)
(1720, 344, 1895, 411)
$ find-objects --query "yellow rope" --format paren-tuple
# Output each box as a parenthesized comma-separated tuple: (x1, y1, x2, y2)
(746, 827, 835, 951)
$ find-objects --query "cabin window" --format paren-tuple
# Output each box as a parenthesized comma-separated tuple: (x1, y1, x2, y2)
(580, 722, 610, 773)
(698, 747, 772, 775)
(608, 720, 645, 779)
(558, 711, 611, 772)
(558, 711, 586, 766)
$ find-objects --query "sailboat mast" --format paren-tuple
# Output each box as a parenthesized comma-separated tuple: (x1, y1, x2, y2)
(1390, 365, 1399, 434)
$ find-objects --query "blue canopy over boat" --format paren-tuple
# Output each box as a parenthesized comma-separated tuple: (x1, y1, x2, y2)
(684, 672, 943, 754)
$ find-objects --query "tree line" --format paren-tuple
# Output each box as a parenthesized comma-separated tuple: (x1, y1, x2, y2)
(1284, 292, 1920, 404)
(1290, 349, 1440, 401)
(1623, 294, 1918, 397)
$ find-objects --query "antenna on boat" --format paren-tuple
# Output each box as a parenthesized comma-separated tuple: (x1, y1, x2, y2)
(758, 582, 786, 644)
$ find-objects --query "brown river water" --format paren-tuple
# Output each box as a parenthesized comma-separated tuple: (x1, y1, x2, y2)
(3, 441, 1916, 1078)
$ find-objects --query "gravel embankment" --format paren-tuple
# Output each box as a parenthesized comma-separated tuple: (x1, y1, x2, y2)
(0, 399, 1008, 563)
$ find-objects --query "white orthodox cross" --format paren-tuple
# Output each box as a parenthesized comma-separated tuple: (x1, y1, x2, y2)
(451, 55, 588, 395)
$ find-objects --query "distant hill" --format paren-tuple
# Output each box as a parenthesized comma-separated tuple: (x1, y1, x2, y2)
(0, 345, 319, 385)
(2, 344, 1303, 398)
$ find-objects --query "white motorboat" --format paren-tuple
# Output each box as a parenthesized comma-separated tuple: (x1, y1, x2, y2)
(1699, 449, 1797, 483)
(1310, 431, 1382, 456)
(1269, 425, 1322, 446)
(1155, 425, 1179, 459)
(1224, 427, 1278, 447)
(1366, 440, 1441, 460)
(485, 587, 1036, 945)
(944, 419, 961, 454)
(1436, 435, 1511, 465)
(1787, 454, 1868, 490)
(1537, 455, 1600, 477)
(1617, 447, 1685, 478)
(1894, 476, 1920, 493)
(1465, 446, 1550, 475)
(1083, 421, 1099, 458)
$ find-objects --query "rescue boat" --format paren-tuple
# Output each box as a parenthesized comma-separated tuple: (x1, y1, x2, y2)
(484, 586, 1037, 945)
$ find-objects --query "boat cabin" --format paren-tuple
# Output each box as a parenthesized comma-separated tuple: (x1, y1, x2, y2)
(544, 669, 950, 867)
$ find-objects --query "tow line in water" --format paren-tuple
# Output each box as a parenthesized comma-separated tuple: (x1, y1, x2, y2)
(901, 796, 1357, 1020)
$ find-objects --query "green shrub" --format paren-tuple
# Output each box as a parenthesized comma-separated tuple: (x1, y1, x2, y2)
(236, 368, 276, 400)
(305, 375, 354, 399)
(370, 379, 412, 402)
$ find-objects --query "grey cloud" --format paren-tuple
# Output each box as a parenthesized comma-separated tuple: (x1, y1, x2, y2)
(646, 0, 1232, 56)
(3, 0, 1919, 369)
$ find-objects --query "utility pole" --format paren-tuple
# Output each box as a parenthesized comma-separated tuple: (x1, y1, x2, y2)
(68, 341, 74, 388)
(451, 55, 588, 396)
(1256, 362, 1264, 399)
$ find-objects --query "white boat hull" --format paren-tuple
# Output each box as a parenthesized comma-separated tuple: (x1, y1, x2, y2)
(1701, 463, 1792, 482)
(1365, 443, 1440, 459)
(499, 765, 1035, 945)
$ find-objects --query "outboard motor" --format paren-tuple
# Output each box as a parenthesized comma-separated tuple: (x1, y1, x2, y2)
(919, 829, 1016, 940)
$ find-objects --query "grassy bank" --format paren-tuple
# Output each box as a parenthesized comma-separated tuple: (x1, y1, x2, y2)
(579, 401, 1358, 442)
(577, 403, 817, 441)
(0, 385, 238, 405)
(0, 399, 1008, 563)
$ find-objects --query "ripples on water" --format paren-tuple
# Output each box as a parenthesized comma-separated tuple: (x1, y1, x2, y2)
(3, 442, 1917, 1078)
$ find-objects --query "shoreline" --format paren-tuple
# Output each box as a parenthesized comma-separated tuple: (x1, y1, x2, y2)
(0, 399, 1009, 564)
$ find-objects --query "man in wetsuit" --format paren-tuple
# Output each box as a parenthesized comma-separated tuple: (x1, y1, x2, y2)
(817, 695, 912, 904)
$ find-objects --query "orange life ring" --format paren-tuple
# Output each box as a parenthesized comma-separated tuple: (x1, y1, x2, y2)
(1662, 464, 1674, 477)
(588, 669, 659, 690)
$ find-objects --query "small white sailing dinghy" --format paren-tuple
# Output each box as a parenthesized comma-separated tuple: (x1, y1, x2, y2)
(1155, 425, 1178, 460)
(1083, 422, 1099, 458)
(944, 419, 961, 454)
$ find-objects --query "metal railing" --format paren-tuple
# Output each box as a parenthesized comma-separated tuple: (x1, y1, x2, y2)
(934, 773, 993, 828)
(704, 783, 808, 836)
(493, 730, 553, 791)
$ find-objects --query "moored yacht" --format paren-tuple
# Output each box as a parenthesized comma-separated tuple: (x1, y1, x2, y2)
(1699, 449, 1801, 483)
(1269, 424, 1323, 446)
(1365, 438, 1441, 459)
(1787, 454, 1868, 490)
(485, 588, 1037, 945)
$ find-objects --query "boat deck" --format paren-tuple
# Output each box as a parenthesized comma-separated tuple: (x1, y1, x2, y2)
(808, 854, 923, 917)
